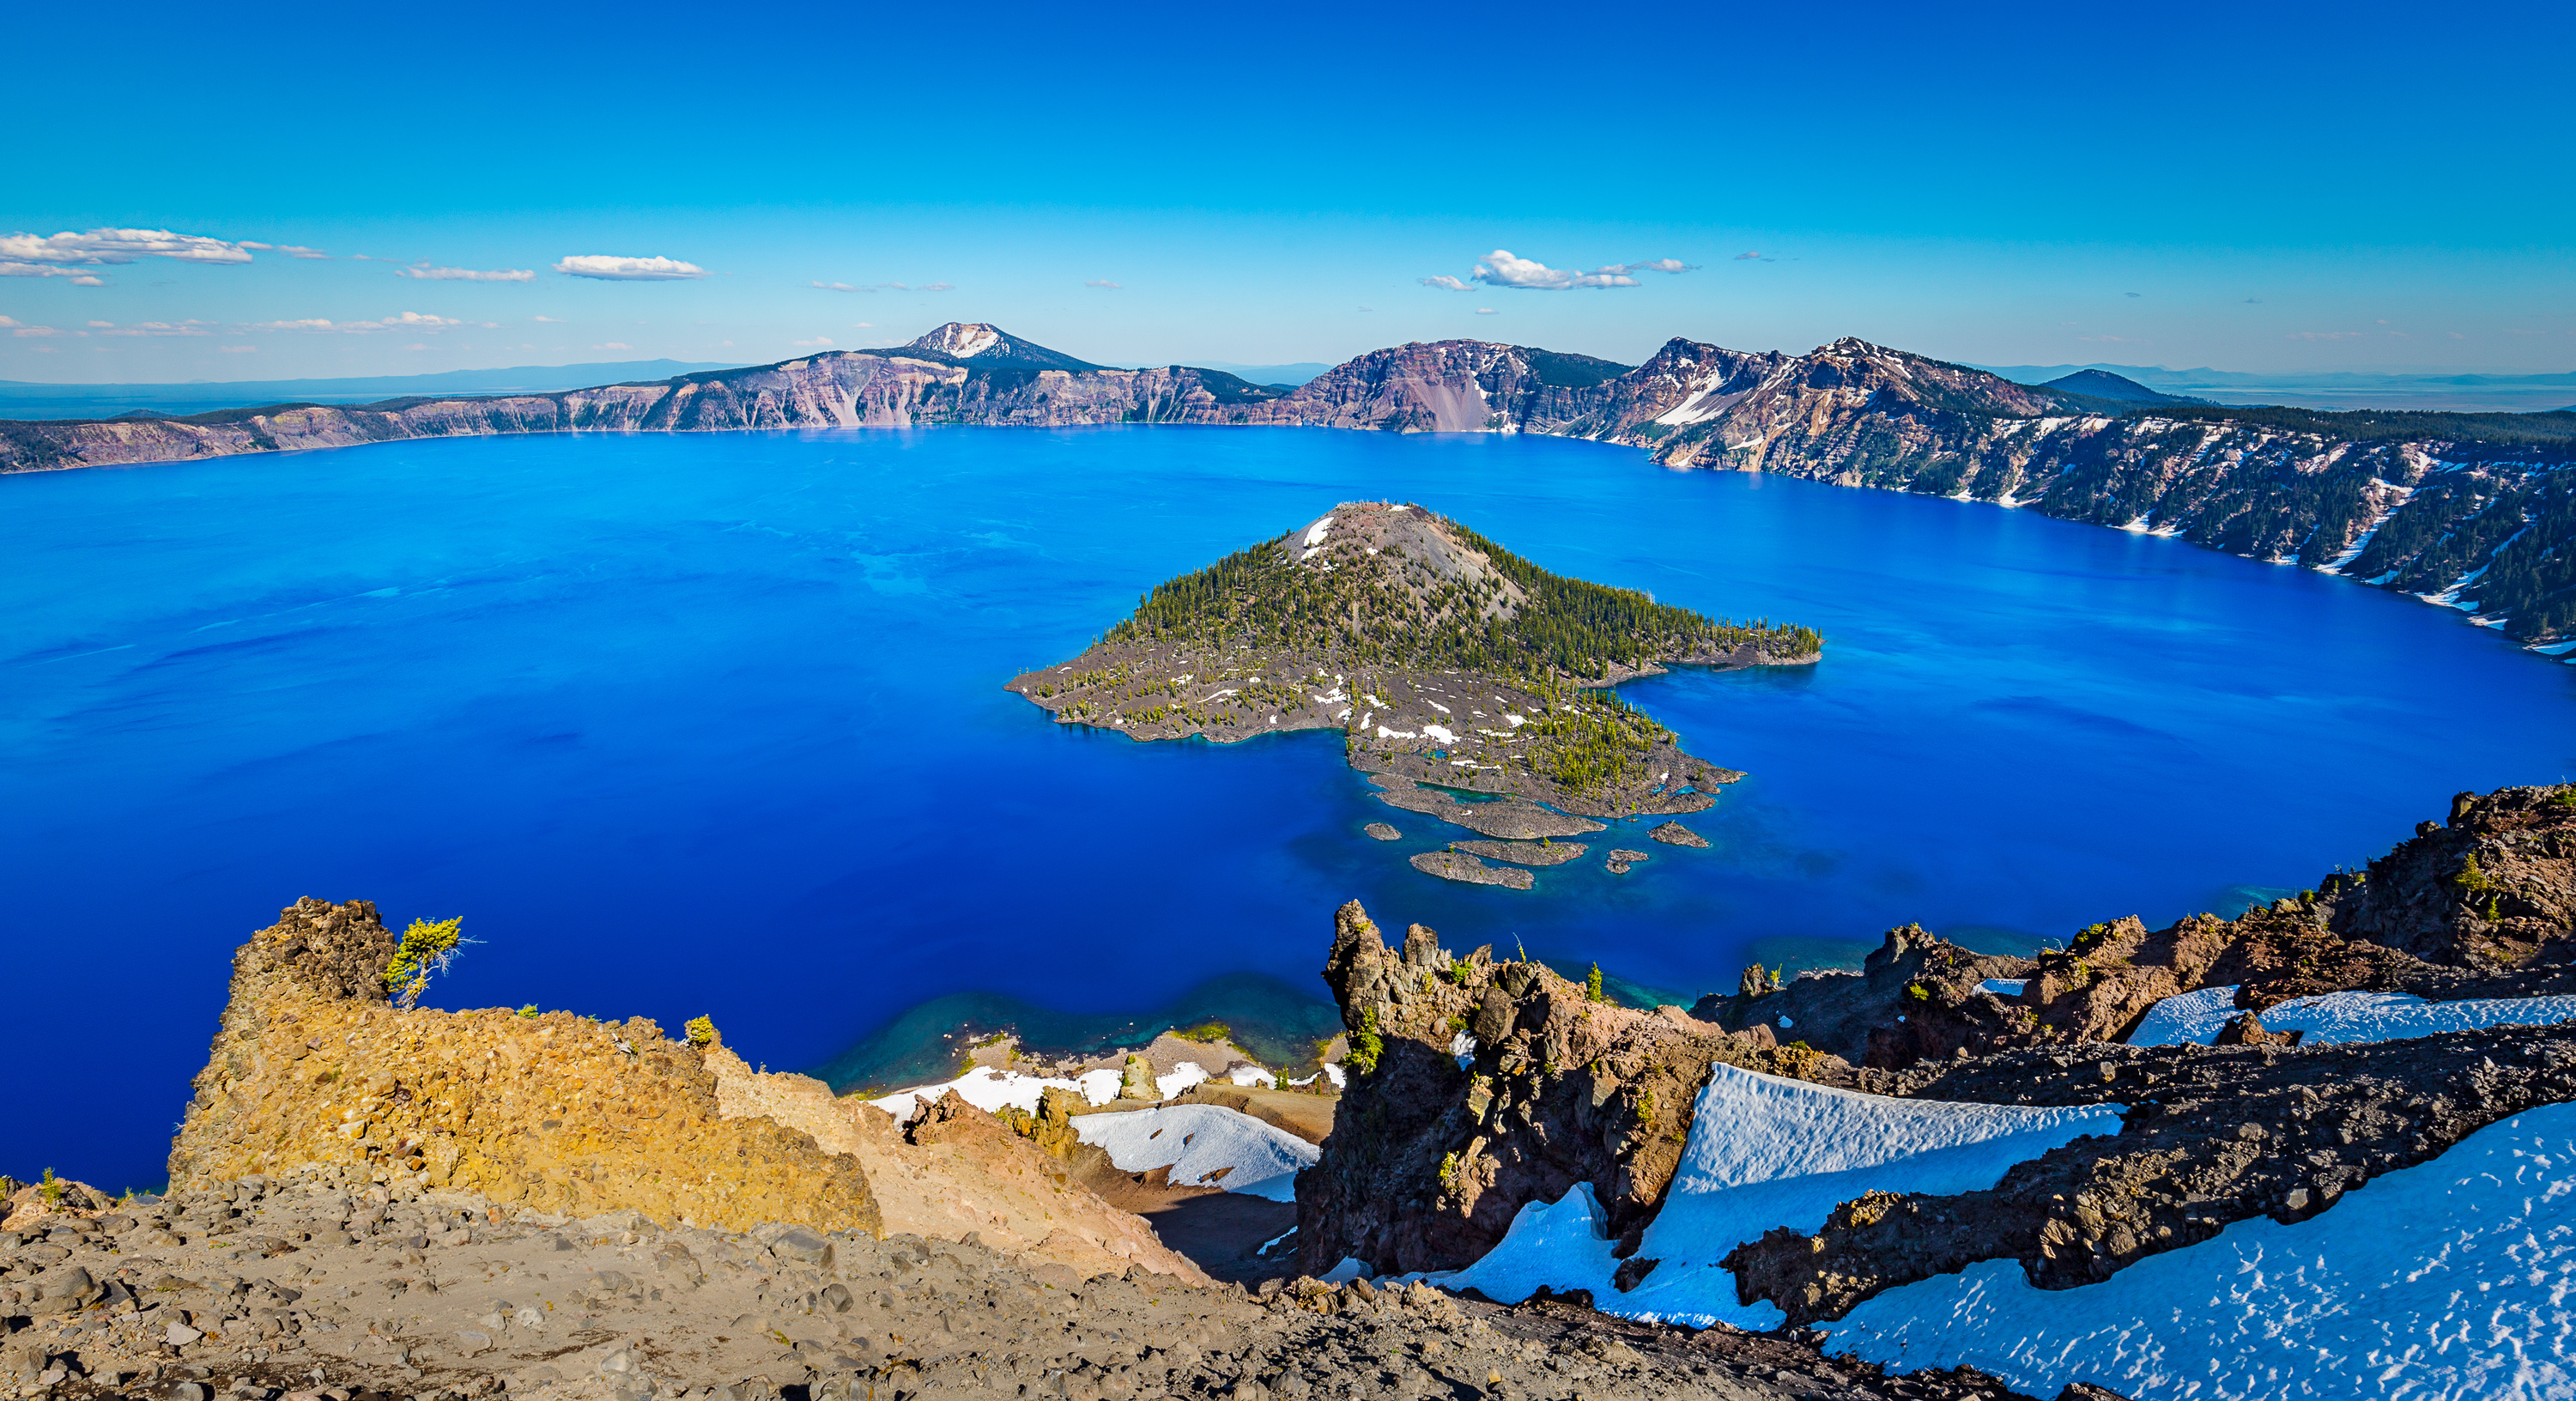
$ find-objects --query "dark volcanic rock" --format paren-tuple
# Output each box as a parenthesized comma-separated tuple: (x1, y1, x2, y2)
(2331, 785, 2576, 967)
(1694, 925, 2037, 1067)
(1372, 776, 1609, 839)
(1296, 901, 1850, 1279)
(1454, 838, 1588, 866)
(1729, 1023, 2576, 1325)
(1649, 821, 1711, 847)
(1409, 851, 1535, 890)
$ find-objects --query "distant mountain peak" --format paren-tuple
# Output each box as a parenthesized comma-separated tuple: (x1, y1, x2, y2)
(2039, 368, 2211, 407)
(900, 323, 1100, 372)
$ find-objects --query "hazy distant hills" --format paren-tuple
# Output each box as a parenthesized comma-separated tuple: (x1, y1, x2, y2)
(2035, 368, 2215, 407)
(1982, 361, 2576, 414)
(0, 360, 735, 422)
(7, 322, 2570, 647)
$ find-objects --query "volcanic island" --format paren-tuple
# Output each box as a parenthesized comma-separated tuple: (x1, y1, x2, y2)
(1007, 501, 1821, 885)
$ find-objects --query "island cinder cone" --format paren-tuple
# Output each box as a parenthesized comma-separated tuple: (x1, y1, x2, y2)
(1006, 501, 1821, 844)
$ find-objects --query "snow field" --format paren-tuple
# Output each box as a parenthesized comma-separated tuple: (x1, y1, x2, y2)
(2127, 986, 2576, 1048)
(1822, 1101, 2576, 1400)
(1075, 1102, 1321, 1202)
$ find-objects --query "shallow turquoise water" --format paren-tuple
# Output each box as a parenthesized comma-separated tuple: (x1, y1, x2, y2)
(5, 426, 2572, 1186)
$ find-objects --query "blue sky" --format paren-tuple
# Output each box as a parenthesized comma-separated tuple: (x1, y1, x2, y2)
(4, 0, 2570, 383)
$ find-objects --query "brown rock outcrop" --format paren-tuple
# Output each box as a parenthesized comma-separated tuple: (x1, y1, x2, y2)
(1294, 901, 1847, 1278)
(703, 1046, 1209, 1283)
(169, 897, 880, 1236)
(2333, 785, 2576, 966)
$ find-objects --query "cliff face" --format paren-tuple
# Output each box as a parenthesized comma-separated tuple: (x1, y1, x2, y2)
(1301, 783, 2576, 1317)
(170, 897, 882, 1236)
(1294, 901, 1839, 1278)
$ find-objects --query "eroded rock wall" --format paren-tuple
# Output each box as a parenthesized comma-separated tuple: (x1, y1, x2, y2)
(168, 897, 880, 1236)
(1295, 901, 1843, 1278)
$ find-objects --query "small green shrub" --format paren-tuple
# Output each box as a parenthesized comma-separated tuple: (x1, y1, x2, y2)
(1173, 1020, 1233, 1044)
(2458, 853, 2495, 893)
(39, 1167, 61, 1208)
(1586, 964, 1605, 1004)
(1906, 983, 1929, 1002)
(515, 1004, 539, 1018)
(1438, 1150, 1463, 1193)
(1346, 1009, 1384, 1075)
(685, 1016, 718, 1048)
(1447, 956, 1473, 987)
(384, 916, 466, 1009)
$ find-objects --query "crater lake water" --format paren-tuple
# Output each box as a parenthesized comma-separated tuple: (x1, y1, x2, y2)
(6, 426, 2573, 1187)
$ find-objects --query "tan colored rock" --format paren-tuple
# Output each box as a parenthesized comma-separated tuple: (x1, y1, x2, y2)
(702, 1046, 1210, 1284)
(168, 897, 879, 1236)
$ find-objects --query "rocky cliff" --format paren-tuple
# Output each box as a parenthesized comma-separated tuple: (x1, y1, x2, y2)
(170, 896, 882, 1235)
(1294, 901, 1835, 1279)
(0, 324, 1285, 472)
(1296, 782, 2576, 1321)
(9, 321, 2570, 644)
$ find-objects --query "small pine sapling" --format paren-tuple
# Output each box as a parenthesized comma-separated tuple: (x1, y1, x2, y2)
(383, 916, 470, 1009)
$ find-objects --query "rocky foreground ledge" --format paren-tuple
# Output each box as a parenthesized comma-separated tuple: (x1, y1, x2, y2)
(0, 1175, 2040, 1401)
(0, 897, 2047, 1401)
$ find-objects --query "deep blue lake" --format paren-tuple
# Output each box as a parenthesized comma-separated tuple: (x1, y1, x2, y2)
(6, 426, 2573, 1188)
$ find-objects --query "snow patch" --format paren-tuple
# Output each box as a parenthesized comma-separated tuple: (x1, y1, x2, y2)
(2127, 986, 2576, 1048)
(864, 1064, 1121, 1119)
(1075, 1102, 1320, 1201)
(1826, 1101, 2576, 1400)
(1421, 724, 1458, 744)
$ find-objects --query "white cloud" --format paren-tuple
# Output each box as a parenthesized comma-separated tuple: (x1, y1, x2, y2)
(0, 315, 18, 326)
(100, 319, 215, 337)
(1482, 251, 1633, 289)
(532, 315, 563, 323)
(398, 263, 536, 282)
(919, 282, 954, 292)
(403, 343, 429, 350)
(593, 341, 633, 350)
(87, 320, 113, 328)
(1436, 250, 1700, 290)
(251, 312, 466, 335)
(241, 242, 331, 259)
(221, 345, 257, 353)
(792, 336, 833, 347)
(852, 322, 874, 329)
(0, 227, 254, 268)
(1476, 307, 1498, 315)
(812, 281, 867, 293)
(1086, 279, 1121, 289)
(9, 323, 64, 337)
(1732, 251, 1768, 262)
(2, 262, 100, 279)
(555, 255, 705, 281)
